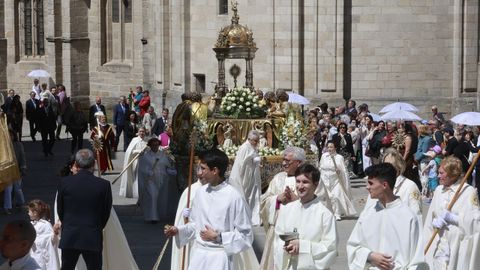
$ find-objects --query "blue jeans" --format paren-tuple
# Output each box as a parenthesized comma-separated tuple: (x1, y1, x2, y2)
(3, 180, 25, 209)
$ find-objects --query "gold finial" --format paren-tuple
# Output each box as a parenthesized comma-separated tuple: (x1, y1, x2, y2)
(231, 1, 239, 25)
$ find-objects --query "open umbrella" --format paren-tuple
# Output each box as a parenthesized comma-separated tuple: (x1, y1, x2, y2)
(287, 92, 310, 105)
(369, 113, 382, 122)
(379, 102, 418, 113)
(381, 110, 422, 122)
(27, 69, 50, 78)
(450, 112, 480, 126)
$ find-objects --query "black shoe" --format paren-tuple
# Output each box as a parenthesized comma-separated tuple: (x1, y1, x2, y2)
(32, 137, 36, 142)
(48, 151, 54, 156)
(44, 152, 49, 157)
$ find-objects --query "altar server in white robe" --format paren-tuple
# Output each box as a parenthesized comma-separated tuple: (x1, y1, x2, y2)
(260, 147, 331, 270)
(347, 163, 428, 270)
(138, 137, 172, 222)
(274, 163, 338, 269)
(319, 141, 357, 220)
(164, 149, 254, 270)
(423, 156, 480, 270)
(119, 127, 148, 198)
(365, 148, 422, 222)
(229, 130, 262, 225)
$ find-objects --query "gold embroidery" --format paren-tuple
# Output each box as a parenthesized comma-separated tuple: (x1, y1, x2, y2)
(471, 194, 479, 207)
(411, 191, 421, 201)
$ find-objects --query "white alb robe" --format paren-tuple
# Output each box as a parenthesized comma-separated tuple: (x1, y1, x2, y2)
(365, 175, 422, 224)
(259, 171, 332, 270)
(175, 181, 254, 270)
(30, 219, 60, 270)
(138, 149, 171, 221)
(423, 182, 480, 270)
(347, 198, 428, 270)
(119, 136, 147, 198)
(319, 152, 357, 219)
(229, 141, 262, 225)
(274, 197, 338, 269)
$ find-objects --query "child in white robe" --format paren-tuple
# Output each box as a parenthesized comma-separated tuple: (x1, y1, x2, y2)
(28, 199, 60, 270)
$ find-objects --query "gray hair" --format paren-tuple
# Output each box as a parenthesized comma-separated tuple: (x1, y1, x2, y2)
(75, 149, 96, 169)
(283, 147, 306, 162)
(248, 130, 260, 140)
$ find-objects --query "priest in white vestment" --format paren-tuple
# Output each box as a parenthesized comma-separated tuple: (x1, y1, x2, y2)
(165, 149, 254, 270)
(365, 148, 422, 222)
(347, 163, 428, 270)
(260, 147, 332, 270)
(229, 130, 262, 225)
(319, 142, 357, 220)
(423, 156, 480, 270)
(274, 163, 338, 269)
(138, 138, 173, 222)
(119, 127, 148, 198)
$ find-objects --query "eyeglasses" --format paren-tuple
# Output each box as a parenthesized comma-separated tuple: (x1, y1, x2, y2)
(282, 158, 298, 166)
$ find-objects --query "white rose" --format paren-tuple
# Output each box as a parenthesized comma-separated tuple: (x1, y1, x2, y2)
(246, 108, 251, 112)
(242, 93, 246, 97)
(227, 106, 232, 110)
(239, 98, 244, 102)
(239, 105, 243, 109)
(232, 103, 236, 107)
(245, 102, 251, 106)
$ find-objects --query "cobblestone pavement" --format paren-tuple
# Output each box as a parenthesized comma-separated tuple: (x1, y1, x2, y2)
(1, 123, 431, 269)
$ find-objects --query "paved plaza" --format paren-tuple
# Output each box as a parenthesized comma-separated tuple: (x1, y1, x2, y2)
(1, 124, 429, 269)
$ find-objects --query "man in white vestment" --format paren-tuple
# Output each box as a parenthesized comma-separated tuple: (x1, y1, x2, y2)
(260, 147, 332, 269)
(423, 156, 480, 269)
(119, 127, 148, 198)
(229, 130, 262, 225)
(347, 163, 428, 270)
(164, 149, 254, 270)
(274, 163, 338, 269)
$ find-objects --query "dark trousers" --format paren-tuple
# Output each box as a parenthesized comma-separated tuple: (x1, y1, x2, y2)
(61, 249, 102, 270)
(29, 120, 37, 140)
(71, 132, 84, 154)
(41, 128, 55, 154)
(115, 125, 124, 151)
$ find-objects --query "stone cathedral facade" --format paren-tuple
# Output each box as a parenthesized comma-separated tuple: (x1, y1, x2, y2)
(0, 0, 479, 116)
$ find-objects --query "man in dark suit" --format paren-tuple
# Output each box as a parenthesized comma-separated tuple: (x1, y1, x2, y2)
(112, 96, 129, 151)
(89, 96, 106, 130)
(37, 98, 57, 157)
(151, 108, 169, 136)
(25, 91, 39, 142)
(57, 149, 112, 270)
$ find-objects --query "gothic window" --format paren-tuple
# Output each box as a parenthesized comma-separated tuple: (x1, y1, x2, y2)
(102, 0, 133, 64)
(219, 0, 228, 15)
(18, 0, 45, 57)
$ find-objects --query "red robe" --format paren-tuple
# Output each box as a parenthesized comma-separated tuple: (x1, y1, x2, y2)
(91, 124, 115, 172)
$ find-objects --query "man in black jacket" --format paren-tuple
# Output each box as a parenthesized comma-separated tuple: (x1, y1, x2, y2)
(57, 149, 112, 270)
(25, 91, 39, 142)
(89, 96, 106, 130)
(37, 98, 57, 156)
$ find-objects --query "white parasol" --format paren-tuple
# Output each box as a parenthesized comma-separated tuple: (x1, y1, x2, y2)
(450, 112, 480, 126)
(380, 110, 422, 122)
(287, 92, 310, 105)
(27, 69, 51, 78)
(369, 113, 382, 122)
(379, 102, 419, 113)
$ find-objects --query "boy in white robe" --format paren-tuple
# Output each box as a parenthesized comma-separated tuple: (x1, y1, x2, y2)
(274, 163, 338, 269)
(347, 163, 428, 270)
(229, 130, 262, 225)
(0, 220, 41, 270)
(165, 149, 254, 270)
(423, 156, 480, 269)
(119, 128, 148, 198)
(260, 147, 331, 269)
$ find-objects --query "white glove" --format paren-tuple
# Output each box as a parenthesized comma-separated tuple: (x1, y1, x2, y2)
(441, 210, 459, 225)
(253, 156, 261, 164)
(432, 216, 448, 229)
(182, 208, 191, 218)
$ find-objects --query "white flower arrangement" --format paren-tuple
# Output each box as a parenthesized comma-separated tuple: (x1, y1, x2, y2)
(217, 145, 239, 157)
(259, 147, 283, 157)
(220, 87, 263, 118)
(280, 113, 308, 149)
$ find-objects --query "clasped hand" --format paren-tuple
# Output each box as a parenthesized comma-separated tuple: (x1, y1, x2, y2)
(284, 239, 299, 255)
(277, 186, 298, 205)
(368, 252, 395, 270)
(432, 210, 459, 229)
